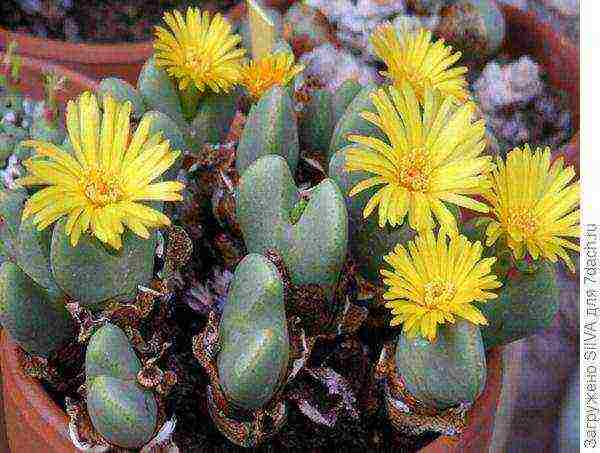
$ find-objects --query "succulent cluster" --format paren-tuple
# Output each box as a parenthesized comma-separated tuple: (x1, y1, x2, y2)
(0, 1, 579, 451)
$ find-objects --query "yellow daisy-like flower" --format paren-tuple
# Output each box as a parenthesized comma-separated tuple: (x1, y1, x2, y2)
(345, 83, 492, 233)
(241, 52, 304, 100)
(484, 145, 580, 272)
(371, 24, 469, 103)
(17, 92, 184, 250)
(382, 231, 501, 342)
(154, 8, 246, 93)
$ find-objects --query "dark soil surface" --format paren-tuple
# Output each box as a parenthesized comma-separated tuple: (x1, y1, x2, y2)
(0, 0, 239, 43)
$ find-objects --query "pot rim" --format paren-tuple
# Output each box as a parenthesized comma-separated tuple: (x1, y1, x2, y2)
(1, 330, 72, 449)
(0, 29, 153, 65)
(0, 0, 294, 66)
(15, 54, 100, 90)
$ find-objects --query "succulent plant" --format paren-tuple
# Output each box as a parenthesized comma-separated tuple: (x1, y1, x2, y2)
(97, 59, 239, 164)
(0, 191, 159, 310)
(395, 319, 487, 410)
(479, 263, 560, 350)
(0, 3, 580, 451)
(0, 45, 67, 169)
(0, 188, 27, 264)
(329, 145, 415, 282)
(331, 79, 363, 127)
(299, 88, 334, 156)
(86, 323, 158, 449)
(236, 86, 299, 175)
(51, 218, 158, 308)
(237, 155, 348, 299)
(0, 261, 74, 358)
(217, 253, 289, 410)
(328, 82, 383, 164)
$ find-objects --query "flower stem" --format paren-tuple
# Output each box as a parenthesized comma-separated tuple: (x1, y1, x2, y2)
(179, 84, 202, 122)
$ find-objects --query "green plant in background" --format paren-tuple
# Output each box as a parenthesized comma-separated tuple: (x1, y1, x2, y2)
(0, 42, 67, 167)
(0, 42, 22, 107)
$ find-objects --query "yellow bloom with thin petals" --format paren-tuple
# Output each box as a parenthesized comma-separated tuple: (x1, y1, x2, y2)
(241, 52, 304, 100)
(345, 83, 492, 233)
(154, 8, 246, 93)
(484, 145, 580, 272)
(17, 92, 184, 250)
(382, 231, 501, 342)
(371, 24, 469, 103)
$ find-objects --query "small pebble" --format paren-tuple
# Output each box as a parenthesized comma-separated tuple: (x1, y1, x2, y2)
(2, 112, 16, 125)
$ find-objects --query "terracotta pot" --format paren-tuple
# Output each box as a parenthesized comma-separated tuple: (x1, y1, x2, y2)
(0, 0, 294, 85)
(1, 332, 74, 452)
(0, 29, 151, 86)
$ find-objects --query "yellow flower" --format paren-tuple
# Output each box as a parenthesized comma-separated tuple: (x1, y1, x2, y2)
(484, 145, 580, 272)
(17, 92, 184, 250)
(371, 24, 469, 103)
(154, 8, 246, 93)
(382, 231, 501, 342)
(345, 83, 492, 233)
(241, 52, 304, 100)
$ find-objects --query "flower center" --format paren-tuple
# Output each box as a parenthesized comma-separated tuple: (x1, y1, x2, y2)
(424, 279, 457, 308)
(83, 168, 123, 207)
(397, 147, 432, 192)
(185, 48, 208, 72)
(507, 209, 538, 238)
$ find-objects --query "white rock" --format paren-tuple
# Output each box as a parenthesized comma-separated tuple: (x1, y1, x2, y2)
(475, 56, 543, 110)
(299, 43, 379, 92)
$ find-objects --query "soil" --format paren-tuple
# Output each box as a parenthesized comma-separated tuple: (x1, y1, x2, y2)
(0, 0, 239, 43)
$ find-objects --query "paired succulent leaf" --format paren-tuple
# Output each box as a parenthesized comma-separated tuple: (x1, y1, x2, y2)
(51, 219, 157, 309)
(218, 254, 289, 410)
(0, 261, 74, 357)
(237, 155, 348, 299)
(328, 83, 384, 164)
(299, 88, 334, 155)
(329, 146, 415, 282)
(480, 263, 560, 349)
(236, 86, 299, 175)
(395, 319, 487, 410)
(86, 323, 158, 449)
